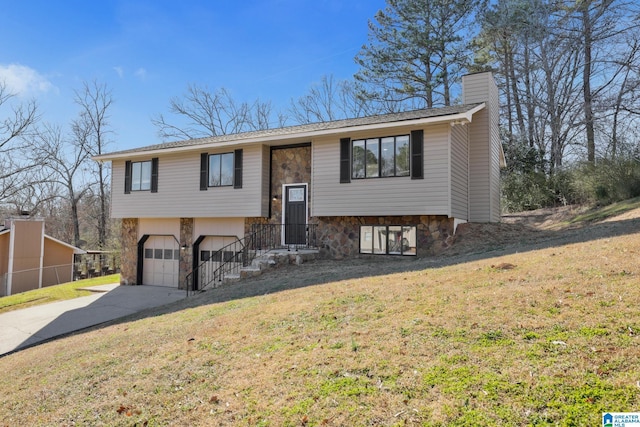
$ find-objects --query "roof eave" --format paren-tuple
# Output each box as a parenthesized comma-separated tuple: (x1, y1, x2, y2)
(94, 103, 486, 162)
(44, 235, 87, 254)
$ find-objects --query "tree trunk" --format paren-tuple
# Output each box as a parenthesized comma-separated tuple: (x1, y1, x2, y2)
(523, 38, 536, 149)
(582, 2, 596, 163)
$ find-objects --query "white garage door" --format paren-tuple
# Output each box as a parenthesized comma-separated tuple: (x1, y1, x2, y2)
(198, 236, 240, 285)
(143, 236, 179, 287)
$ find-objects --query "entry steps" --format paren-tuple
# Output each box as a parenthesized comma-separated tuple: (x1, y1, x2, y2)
(222, 248, 319, 283)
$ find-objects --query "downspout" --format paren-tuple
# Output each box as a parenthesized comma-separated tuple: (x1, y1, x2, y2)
(466, 122, 471, 227)
(69, 252, 77, 282)
(7, 223, 15, 296)
(38, 221, 45, 288)
(447, 124, 452, 222)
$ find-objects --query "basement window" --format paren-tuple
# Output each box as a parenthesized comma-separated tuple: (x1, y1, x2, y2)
(359, 225, 417, 256)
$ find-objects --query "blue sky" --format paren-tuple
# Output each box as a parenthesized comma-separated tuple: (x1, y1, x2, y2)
(0, 0, 384, 151)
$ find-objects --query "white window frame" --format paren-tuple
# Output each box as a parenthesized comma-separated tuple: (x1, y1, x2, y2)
(351, 135, 410, 179)
(208, 152, 234, 187)
(131, 160, 152, 191)
(359, 225, 417, 256)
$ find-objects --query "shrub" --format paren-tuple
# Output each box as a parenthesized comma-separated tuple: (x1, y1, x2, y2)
(570, 157, 640, 205)
(501, 150, 640, 211)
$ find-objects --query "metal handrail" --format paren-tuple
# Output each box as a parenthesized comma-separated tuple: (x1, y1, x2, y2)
(185, 223, 317, 296)
(185, 233, 253, 296)
(250, 223, 317, 251)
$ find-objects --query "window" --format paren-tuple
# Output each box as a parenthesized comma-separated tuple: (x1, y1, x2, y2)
(200, 149, 243, 190)
(131, 161, 151, 190)
(351, 135, 410, 179)
(209, 153, 234, 187)
(340, 130, 422, 183)
(125, 158, 158, 193)
(359, 225, 417, 256)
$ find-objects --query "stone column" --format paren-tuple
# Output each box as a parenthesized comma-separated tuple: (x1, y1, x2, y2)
(179, 218, 194, 290)
(120, 218, 138, 285)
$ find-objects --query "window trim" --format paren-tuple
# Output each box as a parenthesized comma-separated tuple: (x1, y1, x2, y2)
(349, 134, 412, 180)
(208, 152, 235, 188)
(339, 129, 424, 184)
(199, 149, 243, 190)
(359, 225, 417, 256)
(125, 158, 158, 194)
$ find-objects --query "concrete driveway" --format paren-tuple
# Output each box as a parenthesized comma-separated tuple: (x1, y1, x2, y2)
(0, 284, 186, 356)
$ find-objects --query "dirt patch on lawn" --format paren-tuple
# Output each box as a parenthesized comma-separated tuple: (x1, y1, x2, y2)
(451, 204, 639, 256)
(446, 205, 584, 256)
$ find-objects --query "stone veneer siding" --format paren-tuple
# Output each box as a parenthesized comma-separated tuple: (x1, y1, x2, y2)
(245, 144, 312, 239)
(120, 218, 138, 285)
(269, 145, 311, 225)
(179, 218, 194, 290)
(315, 215, 455, 259)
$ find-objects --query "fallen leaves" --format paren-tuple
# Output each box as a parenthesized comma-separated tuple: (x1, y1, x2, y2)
(116, 404, 141, 417)
(491, 262, 517, 270)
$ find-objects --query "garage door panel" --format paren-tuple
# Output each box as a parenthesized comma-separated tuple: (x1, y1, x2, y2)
(198, 236, 240, 286)
(143, 236, 179, 287)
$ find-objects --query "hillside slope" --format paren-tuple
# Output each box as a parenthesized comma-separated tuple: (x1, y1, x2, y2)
(0, 201, 639, 426)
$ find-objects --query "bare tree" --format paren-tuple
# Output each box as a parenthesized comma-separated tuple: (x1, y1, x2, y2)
(152, 85, 276, 140)
(289, 75, 342, 124)
(74, 80, 113, 249)
(246, 99, 286, 131)
(477, 0, 531, 146)
(598, 35, 640, 157)
(30, 123, 91, 247)
(288, 75, 393, 125)
(477, 0, 640, 171)
(0, 82, 39, 204)
(560, 0, 637, 163)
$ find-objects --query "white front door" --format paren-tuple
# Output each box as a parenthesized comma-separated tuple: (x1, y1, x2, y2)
(143, 236, 179, 287)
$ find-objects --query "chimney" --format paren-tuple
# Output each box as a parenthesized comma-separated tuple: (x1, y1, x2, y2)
(461, 72, 502, 223)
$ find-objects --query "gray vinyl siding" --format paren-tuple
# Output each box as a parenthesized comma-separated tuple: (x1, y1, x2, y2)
(311, 124, 451, 217)
(463, 73, 499, 223)
(260, 145, 270, 217)
(488, 78, 502, 222)
(450, 124, 469, 220)
(467, 108, 491, 222)
(111, 145, 265, 218)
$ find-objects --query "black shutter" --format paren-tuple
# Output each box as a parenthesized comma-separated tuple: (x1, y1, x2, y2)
(124, 160, 132, 194)
(340, 137, 351, 183)
(234, 149, 243, 189)
(150, 157, 159, 193)
(200, 153, 208, 191)
(410, 130, 424, 180)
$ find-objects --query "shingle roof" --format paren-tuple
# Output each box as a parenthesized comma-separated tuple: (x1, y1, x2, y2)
(97, 103, 483, 159)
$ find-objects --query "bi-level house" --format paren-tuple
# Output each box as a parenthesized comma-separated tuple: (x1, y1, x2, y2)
(95, 72, 503, 290)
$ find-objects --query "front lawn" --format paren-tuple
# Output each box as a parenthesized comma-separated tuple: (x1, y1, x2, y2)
(0, 274, 120, 314)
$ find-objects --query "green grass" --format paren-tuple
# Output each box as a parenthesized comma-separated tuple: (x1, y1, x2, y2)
(571, 196, 640, 223)
(0, 202, 639, 425)
(0, 274, 120, 313)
